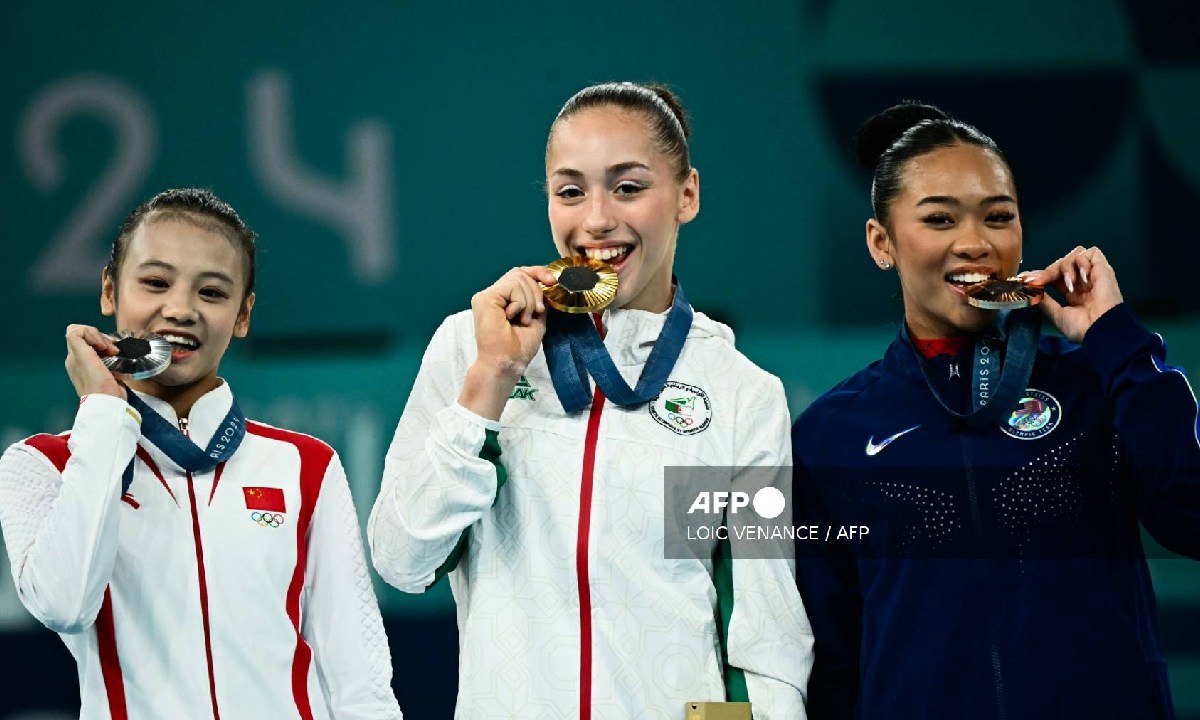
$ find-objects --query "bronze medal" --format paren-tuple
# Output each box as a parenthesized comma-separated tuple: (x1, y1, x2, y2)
(103, 331, 172, 380)
(542, 256, 619, 313)
(965, 277, 1046, 310)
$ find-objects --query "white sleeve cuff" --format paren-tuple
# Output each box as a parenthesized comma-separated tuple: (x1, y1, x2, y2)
(75, 394, 143, 429)
(450, 402, 502, 434)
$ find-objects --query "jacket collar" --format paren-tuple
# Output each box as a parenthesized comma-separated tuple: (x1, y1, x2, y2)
(883, 316, 1014, 386)
(883, 329, 928, 386)
(130, 381, 235, 454)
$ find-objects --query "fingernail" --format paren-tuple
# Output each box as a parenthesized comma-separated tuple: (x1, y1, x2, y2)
(1081, 268, 1089, 285)
(1065, 276, 1074, 293)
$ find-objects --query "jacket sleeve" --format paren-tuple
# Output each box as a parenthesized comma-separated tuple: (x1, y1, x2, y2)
(722, 373, 814, 720)
(303, 452, 403, 719)
(0, 394, 140, 634)
(1081, 302, 1200, 558)
(367, 314, 508, 593)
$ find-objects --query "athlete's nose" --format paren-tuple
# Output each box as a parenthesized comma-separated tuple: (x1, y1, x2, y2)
(584, 193, 617, 237)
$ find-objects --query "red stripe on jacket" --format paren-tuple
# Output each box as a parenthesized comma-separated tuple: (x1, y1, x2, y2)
(97, 587, 129, 719)
(136, 445, 178, 506)
(24, 434, 70, 472)
(246, 422, 331, 720)
(576, 312, 607, 720)
(186, 470, 221, 719)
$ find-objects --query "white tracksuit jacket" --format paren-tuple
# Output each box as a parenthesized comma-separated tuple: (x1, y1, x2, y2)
(0, 383, 402, 720)
(369, 306, 814, 719)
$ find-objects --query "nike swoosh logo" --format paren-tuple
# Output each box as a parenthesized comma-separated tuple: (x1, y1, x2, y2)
(865, 425, 922, 456)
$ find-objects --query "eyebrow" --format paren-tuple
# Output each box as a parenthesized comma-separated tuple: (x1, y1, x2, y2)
(550, 161, 653, 180)
(607, 161, 651, 175)
(915, 194, 1016, 207)
(136, 260, 236, 285)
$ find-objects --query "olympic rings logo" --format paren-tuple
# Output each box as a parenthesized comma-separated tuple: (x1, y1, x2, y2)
(251, 511, 285, 528)
(670, 413, 694, 428)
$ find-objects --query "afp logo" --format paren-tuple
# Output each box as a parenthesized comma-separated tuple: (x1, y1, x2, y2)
(686, 487, 787, 519)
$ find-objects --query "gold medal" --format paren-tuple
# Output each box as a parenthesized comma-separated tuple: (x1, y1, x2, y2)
(103, 331, 172, 380)
(965, 277, 1045, 310)
(542, 256, 619, 313)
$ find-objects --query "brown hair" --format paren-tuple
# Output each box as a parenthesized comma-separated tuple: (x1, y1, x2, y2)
(549, 81, 692, 182)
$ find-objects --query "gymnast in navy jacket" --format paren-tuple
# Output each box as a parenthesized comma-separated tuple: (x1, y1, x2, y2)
(792, 102, 1200, 719)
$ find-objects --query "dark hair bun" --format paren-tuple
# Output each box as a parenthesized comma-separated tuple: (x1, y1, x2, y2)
(855, 101, 949, 169)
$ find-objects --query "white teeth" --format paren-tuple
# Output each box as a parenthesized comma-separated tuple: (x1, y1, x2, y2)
(160, 334, 198, 348)
(583, 246, 629, 262)
(948, 272, 990, 284)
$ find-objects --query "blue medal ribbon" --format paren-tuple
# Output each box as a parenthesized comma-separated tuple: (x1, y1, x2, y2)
(905, 308, 1041, 428)
(121, 391, 246, 492)
(543, 282, 694, 414)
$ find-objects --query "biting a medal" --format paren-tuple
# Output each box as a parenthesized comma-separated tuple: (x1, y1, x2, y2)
(965, 277, 1045, 310)
(103, 331, 172, 380)
(542, 256, 619, 314)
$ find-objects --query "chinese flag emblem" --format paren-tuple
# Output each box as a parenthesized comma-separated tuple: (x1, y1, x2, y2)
(243, 486, 286, 513)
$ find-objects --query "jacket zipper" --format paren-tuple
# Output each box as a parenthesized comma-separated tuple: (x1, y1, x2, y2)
(181, 416, 222, 720)
(961, 433, 1007, 720)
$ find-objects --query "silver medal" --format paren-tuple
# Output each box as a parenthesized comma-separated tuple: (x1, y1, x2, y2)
(102, 332, 172, 380)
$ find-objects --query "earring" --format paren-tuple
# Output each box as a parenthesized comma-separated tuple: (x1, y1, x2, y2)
(879, 260, 891, 270)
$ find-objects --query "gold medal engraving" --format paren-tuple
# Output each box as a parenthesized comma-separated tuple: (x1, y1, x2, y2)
(542, 256, 619, 313)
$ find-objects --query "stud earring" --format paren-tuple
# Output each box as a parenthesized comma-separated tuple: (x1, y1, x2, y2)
(879, 260, 891, 270)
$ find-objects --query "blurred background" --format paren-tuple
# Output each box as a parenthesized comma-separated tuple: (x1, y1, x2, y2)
(2, 0, 1198, 716)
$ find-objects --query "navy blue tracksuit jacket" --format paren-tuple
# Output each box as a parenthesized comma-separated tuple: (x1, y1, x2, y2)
(792, 304, 1200, 719)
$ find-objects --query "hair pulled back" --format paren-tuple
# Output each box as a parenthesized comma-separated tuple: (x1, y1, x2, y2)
(109, 188, 257, 303)
(857, 101, 1009, 226)
(550, 81, 692, 182)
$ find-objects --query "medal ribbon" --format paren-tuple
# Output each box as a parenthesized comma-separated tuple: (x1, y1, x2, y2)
(543, 282, 694, 414)
(905, 308, 1041, 428)
(122, 391, 246, 492)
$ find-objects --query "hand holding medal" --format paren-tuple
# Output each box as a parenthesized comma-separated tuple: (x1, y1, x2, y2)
(63, 324, 172, 401)
(461, 264, 560, 420)
(465, 256, 617, 386)
(1019, 245, 1124, 343)
(62, 324, 131, 400)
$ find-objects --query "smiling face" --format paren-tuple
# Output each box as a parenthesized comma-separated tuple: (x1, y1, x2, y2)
(546, 106, 699, 313)
(101, 215, 254, 404)
(867, 142, 1022, 339)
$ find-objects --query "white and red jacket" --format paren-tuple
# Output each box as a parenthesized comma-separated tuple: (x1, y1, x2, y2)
(0, 383, 402, 720)
(369, 307, 814, 719)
